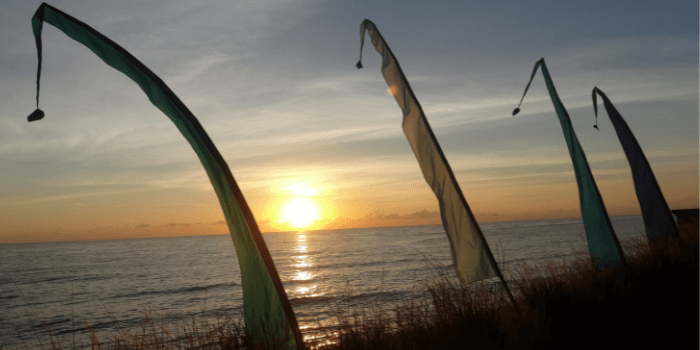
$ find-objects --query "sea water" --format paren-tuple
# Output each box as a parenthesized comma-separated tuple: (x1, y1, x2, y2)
(0, 215, 647, 348)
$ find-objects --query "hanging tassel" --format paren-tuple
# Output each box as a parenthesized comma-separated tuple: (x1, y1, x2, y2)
(27, 109, 44, 122)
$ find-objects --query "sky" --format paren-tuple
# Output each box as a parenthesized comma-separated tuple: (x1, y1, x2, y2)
(0, 0, 697, 244)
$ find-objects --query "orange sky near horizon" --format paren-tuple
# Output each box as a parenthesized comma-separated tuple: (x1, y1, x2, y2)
(2, 159, 696, 244)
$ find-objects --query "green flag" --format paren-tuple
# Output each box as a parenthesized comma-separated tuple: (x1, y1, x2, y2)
(27, 3, 303, 348)
(513, 59, 627, 270)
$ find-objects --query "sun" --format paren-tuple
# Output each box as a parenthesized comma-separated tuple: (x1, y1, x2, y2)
(282, 198, 320, 229)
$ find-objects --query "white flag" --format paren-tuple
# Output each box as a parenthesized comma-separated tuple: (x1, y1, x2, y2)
(357, 20, 500, 283)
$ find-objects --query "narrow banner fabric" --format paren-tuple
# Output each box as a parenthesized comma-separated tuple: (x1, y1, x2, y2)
(592, 87, 678, 243)
(513, 59, 626, 270)
(28, 3, 303, 348)
(356, 19, 499, 283)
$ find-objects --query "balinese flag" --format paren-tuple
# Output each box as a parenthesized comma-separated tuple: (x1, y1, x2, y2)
(27, 3, 303, 348)
(592, 87, 678, 243)
(513, 59, 627, 270)
(356, 19, 501, 283)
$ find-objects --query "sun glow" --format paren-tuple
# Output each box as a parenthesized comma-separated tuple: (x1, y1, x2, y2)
(282, 198, 320, 229)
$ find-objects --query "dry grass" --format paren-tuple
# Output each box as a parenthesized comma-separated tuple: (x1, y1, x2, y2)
(12, 226, 698, 349)
(319, 225, 698, 350)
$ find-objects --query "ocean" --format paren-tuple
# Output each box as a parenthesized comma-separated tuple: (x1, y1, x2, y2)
(0, 215, 648, 348)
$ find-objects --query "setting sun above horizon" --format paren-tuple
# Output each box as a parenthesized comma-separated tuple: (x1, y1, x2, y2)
(282, 198, 320, 229)
(0, 0, 696, 245)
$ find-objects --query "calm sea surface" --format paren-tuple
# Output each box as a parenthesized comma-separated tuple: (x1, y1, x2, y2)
(0, 215, 648, 348)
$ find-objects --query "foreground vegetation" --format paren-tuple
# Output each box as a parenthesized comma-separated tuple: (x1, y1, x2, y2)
(12, 225, 698, 349)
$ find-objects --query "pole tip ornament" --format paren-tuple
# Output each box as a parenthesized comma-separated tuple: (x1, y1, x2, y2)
(27, 109, 45, 122)
(512, 108, 520, 116)
(356, 60, 363, 69)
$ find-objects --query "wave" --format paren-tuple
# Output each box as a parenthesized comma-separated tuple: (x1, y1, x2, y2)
(111, 281, 240, 300)
(314, 256, 431, 270)
(289, 289, 414, 308)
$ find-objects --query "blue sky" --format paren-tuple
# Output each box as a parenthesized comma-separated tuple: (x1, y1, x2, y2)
(0, 0, 697, 243)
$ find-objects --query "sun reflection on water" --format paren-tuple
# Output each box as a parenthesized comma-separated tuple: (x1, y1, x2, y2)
(295, 256, 312, 268)
(292, 233, 322, 298)
(293, 271, 314, 281)
(300, 324, 341, 348)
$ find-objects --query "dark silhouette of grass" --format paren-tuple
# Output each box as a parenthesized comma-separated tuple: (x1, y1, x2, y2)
(318, 225, 698, 350)
(11, 225, 698, 349)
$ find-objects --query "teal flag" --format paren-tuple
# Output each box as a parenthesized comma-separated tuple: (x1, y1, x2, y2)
(513, 59, 626, 269)
(27, 3, 303, 348)
(592, 87, 678, 243)
(356, 19, 502, 283)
